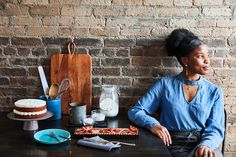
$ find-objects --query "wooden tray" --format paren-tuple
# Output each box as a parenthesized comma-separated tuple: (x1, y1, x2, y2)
(74, 126, 139, 138)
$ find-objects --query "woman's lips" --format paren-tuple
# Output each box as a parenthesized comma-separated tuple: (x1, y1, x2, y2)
(202, 66, 209, 70)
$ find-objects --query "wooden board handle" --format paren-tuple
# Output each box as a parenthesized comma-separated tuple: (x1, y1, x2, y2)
(68, 41, 76, 54)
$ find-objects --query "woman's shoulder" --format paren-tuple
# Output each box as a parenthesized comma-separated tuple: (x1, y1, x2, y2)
(202, 77, 223, 94)
(152, 75, 177, 87)
(149, 75, 175, 93)
(155, 75, 176, 82)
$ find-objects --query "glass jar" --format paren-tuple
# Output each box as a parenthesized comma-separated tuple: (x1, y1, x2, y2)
(99, 84, 119, 117)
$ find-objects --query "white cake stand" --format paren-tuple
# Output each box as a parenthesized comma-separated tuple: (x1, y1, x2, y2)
(7, 111, 53, 131)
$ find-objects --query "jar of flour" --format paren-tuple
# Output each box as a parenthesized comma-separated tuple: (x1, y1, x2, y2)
(99, 85, 119, 117)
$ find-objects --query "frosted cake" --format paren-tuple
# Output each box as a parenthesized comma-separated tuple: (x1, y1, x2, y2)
(13, 99, 47, 119)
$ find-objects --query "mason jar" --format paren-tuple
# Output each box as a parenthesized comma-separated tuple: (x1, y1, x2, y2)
(99, 84, 119, 117)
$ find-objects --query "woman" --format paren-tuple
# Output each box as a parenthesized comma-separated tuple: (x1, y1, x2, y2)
(128, 29, 225, 157)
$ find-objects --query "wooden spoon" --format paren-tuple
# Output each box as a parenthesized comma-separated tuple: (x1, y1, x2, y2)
(48, 83, 59, 99)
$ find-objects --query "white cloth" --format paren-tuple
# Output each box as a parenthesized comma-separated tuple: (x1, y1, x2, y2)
(77, 136, 121, 151)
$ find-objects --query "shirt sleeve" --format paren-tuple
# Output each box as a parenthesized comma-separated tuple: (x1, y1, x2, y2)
(128, 79, 163, 129)
(198, 87, 225, 150)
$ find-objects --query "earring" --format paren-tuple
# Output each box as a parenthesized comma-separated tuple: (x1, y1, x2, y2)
(185, 64, 188, 76)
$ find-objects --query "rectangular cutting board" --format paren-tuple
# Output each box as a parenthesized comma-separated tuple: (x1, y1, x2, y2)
(51, 54, 92, 114)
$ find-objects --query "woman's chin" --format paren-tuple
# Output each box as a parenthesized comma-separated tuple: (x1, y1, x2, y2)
(199, 71, 208, 75)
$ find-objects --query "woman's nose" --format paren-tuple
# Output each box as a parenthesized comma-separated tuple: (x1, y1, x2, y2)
(204, 57, 210, 64)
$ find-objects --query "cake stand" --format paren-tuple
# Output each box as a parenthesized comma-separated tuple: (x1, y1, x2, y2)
(7, 111, 53, 131)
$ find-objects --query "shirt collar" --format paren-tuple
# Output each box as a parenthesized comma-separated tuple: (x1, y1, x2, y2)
(176, 73, 203, 86)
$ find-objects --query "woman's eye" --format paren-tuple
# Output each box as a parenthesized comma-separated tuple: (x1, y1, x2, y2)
(197, 55, 203, 58)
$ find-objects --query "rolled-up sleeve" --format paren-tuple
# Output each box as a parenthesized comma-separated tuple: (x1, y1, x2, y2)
(128, 80, 163, 129)
(198, 88, 225, 150)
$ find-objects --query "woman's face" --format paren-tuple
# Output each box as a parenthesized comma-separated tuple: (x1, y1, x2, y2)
(183, 44, 210, 75)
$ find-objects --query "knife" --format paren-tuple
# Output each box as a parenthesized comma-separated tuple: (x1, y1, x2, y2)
(59, 135, 71, 141)
(38, 66, 49, 96)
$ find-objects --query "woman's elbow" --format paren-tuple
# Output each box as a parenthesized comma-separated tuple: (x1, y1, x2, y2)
(128, 108, 134, 121)
(128, 107, 140, 122)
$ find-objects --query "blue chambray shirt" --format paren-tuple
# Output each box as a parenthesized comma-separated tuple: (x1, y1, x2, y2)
(128, 73, 225, 150)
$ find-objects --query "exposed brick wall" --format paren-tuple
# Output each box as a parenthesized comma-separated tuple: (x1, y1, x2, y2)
(0, 0, 235, 155)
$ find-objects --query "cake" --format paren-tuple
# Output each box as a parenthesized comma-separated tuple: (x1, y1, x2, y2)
(13, 99, 47, 119)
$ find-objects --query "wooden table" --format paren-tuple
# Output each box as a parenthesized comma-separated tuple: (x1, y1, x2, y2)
(0, 109, 171, 157)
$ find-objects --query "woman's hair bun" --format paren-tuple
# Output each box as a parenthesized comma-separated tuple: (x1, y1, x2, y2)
(165, 28, 202, 57)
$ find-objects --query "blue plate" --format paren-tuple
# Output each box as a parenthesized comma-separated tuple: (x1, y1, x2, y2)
(34, 129, 71, 144)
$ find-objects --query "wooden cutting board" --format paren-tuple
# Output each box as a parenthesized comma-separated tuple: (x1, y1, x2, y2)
(50, 51, 92, 114)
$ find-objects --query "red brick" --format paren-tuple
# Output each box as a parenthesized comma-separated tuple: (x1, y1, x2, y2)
(94, 7, 124, 17)
(30, 6, 60, 16)
(61, 6, 92, 16)
(113, 0, 142, 5)
(101, 58, 130, 66)
(21, 0, 49, 5)
(89, 27, 120, 37)
(102, 78, 131, 86)
(0, 37, 10, 45)
(0, 68, 27, 76)
(3, 47, 17, 55)
(0, 87, 27, 96)
(11, 37, 42, 46)
(104, 39, 135, 47)
(0, 58, 8, 66)
(74, 38, 103, 47)
(92, 67, 120, 76)
(0, 27, 25, 36)
(27, 27, 58, 36)
(122, 67, 151, 76)
(0, 3, 28, 16)
(132, 56, 161, 66)
(17, 48, 31, 56)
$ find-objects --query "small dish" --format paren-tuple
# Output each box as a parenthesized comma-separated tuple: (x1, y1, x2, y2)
(91, 109, 105, 122)
(83, 115, 94, 126)
(34, 129, 71, 144)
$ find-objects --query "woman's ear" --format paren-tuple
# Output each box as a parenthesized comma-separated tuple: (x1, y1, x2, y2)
(180, 57, 188, 66)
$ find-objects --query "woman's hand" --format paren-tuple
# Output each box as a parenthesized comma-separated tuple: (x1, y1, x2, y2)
(149, 124, 172, 146)
(195, 145, 216, 157)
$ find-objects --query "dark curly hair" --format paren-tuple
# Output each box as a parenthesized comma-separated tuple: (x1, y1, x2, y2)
(165, 29, 203, 64)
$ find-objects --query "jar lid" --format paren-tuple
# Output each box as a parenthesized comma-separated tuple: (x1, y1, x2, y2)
(101, 84, 119, 91)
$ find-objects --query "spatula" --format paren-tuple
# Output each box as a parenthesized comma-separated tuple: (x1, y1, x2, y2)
(38, 66, 49, 96)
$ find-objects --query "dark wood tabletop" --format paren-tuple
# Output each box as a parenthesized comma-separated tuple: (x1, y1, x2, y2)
(0, 109, 171, 157)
